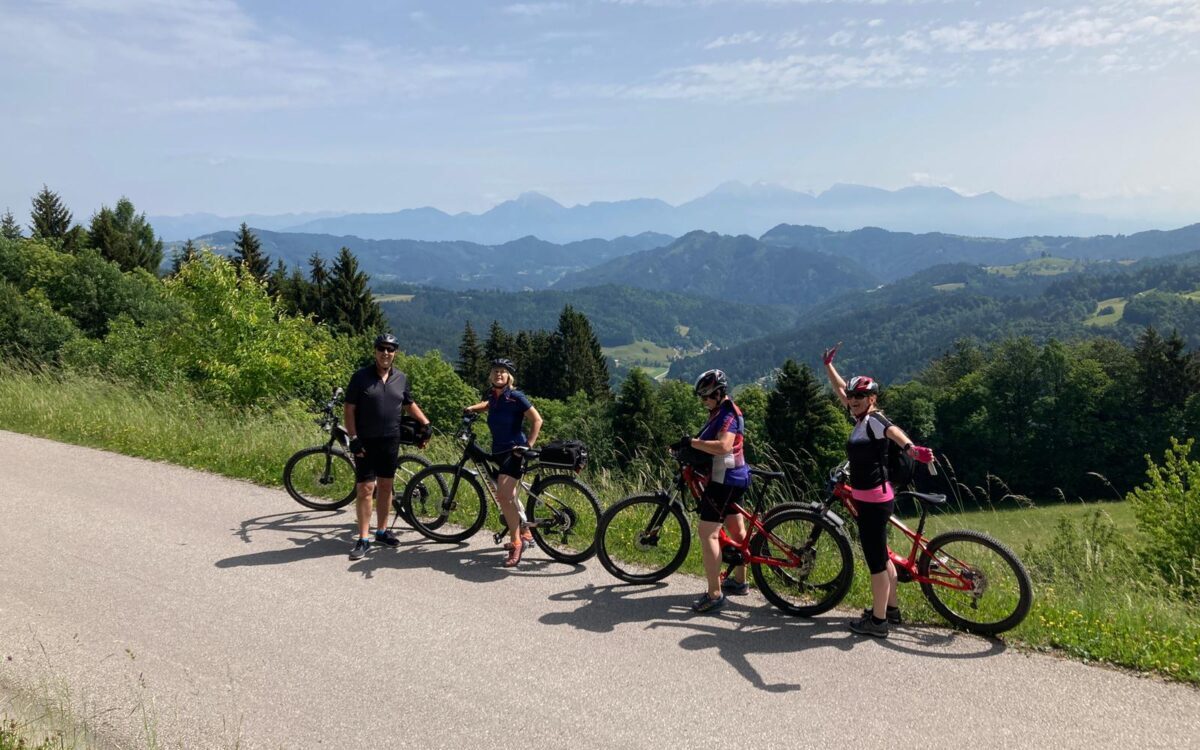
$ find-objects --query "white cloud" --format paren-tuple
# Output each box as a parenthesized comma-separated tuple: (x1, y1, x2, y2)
(503, 2, 570, 16)
(706, 31, 764, 49)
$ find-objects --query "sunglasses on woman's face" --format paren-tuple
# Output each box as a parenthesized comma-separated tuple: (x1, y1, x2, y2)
(375, 345, 397, 353)
(846, 392, 869, 400)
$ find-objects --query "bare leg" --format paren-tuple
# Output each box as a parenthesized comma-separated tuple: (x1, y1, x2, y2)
(698, 519, 722, 599)
(495, 474, 523, 547)
(374, 477, 394, 531)
(355, 480, 375, 538)
(723, 513, 747, 584)
(871, 561, 898, 619)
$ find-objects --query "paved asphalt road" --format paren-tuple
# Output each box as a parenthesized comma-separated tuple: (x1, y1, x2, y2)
(1, 430, 1197, 749)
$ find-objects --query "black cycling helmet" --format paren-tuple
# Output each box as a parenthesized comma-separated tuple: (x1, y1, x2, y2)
(845, 375, 880, 395)
(491, 358, 517, 375)
(694, 369, 729, 398)
(374, 333, 399, 351)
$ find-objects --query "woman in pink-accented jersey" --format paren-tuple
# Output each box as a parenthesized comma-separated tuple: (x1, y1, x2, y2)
(822, 343, 934, 639)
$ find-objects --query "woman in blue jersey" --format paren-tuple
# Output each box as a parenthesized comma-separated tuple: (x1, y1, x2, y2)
(823, 344, 933, 638)
(463, 358, 543, 567)
(680, 369, 752, 613)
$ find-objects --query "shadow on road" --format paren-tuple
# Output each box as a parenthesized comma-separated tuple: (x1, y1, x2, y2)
(540, 582, 1005, 692)
(218, 510, 591, 586)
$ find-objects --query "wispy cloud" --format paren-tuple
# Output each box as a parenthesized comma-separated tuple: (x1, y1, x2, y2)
(0, 0, 526, 115)
(705, 31, 764, 49)
(504, 2, 571, 15)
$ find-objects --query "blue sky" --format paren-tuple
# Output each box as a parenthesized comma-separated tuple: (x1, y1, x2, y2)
(2, 0, 1199, 220)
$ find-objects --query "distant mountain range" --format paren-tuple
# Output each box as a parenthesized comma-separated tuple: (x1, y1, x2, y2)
(180, 229, 674, 291)
(151, 182, 1195, 243)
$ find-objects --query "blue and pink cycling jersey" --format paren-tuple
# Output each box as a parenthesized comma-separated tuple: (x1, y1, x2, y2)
(696, 398, 751, 488)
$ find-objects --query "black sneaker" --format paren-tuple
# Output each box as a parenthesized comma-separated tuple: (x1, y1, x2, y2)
(374, 530, 401, 548)
(721, 578, 750, 596)
(849, 613, 889, 638)
(349, 537, 371, 561)
(861, 606, 903, 625)
(690, 592, 726, 613)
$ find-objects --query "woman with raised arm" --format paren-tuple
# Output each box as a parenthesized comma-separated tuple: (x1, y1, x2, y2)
(822, 343, 934, 638)
(462, 358, 543, 568)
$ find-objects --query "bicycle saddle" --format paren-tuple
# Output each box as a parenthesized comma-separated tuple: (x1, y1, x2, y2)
(895, 491, 946, 506)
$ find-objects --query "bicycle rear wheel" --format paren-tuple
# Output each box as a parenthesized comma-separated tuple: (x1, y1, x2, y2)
(595, 494, 690, 584)
(526, 475, 601, 564)
(918, 530, 1033, 635)
(403, 465, 488, 543)
(283, 446, 356, 510)
(750, 508, 854, 617)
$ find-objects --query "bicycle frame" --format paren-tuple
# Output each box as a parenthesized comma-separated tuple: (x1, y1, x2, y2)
(660, 462, 806, 573)
(823, 470, 983, 597)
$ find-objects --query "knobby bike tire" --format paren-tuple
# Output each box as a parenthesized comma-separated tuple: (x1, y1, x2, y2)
(917, 529, 1033, 635)
(282, 446, 356, 511)
(750, 507, 854, 617)
(525, 475, 601, 564)
(390, 453, 436, 526)
(595, 494, 691, 584)
(403, 465, 488, 543)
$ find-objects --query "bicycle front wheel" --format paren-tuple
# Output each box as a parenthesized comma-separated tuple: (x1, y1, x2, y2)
(403, 465, 488, 543)
(526, 475, 601, 564)
(283, 446, 356, 511)
(918, 530, 1033, 635)
(595, 494, 690, 584)
(391, 453, 435, 526)
(750, 508, 854, 617)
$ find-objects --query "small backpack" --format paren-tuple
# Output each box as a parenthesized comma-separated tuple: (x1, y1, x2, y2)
(886, 439, 917, 490)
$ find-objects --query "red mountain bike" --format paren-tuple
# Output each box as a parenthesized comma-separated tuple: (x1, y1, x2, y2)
(594, 450, 855, 617)
(756, 460, 1033, 635)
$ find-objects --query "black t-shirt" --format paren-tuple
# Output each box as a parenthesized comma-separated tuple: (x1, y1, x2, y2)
(846, 411, 893, 491)
(344, 365, 413, 438)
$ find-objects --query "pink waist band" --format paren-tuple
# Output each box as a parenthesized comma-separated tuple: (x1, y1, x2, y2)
(851, 482, 894, 503)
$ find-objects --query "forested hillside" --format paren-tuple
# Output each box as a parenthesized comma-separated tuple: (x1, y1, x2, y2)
(761, 222, 1200, 282)
(671, 252, 1200, 385)
(553, 230, 867, 306)
(180, 229, 674, 291)
(376, 283, 794, 358)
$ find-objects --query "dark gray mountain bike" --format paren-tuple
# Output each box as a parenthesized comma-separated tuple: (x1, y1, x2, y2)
(282, 387, 433, 515)
(399, 413, 600, 564)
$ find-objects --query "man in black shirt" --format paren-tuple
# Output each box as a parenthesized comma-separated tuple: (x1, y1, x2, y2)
(344, 333, 431, 561)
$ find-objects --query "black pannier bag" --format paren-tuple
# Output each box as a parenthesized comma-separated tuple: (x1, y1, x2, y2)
(399, 415, 433, 446)
(538, 439, 588, 471)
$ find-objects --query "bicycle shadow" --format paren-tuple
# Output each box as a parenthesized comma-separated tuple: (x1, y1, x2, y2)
(346, 537, 590, 584)
(540, 582, 851, 693)
(540, 583, 1007, 692)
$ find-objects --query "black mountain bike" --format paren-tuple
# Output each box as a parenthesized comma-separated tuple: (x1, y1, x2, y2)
(398, 413, 601, 564)
(282, 387, 433, 514)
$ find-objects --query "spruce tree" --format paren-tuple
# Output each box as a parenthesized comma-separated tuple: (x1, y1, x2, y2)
(457, 321, 485, 387)
(88, 197, 163, 272)
(29, 185, 72, 240)
(555, 304, 610, 399)
(170, 239, 199, 275)
(1, 208, 22, 240)
(326, 246, 384, 337)
(267, 258, 288, 299)
(765, 359, 847, 482)
(308, 252, 329, 322)
(284, 267, 311, 316)
(483, 320, 514, 365)
(612, 368, 666, 467)
(232, 223, 270, 282)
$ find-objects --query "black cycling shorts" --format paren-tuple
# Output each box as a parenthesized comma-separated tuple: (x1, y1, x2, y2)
(354, 437, 401, 483)
(855, 498, 894, 575)
(496, 450, 525, 479)
(698, 483, 746, 523)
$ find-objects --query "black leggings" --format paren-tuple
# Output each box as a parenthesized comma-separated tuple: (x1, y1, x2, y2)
(855, 499, 894, 575)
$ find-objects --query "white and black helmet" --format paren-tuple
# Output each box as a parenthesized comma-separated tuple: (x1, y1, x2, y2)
(694, 369, 729, 398)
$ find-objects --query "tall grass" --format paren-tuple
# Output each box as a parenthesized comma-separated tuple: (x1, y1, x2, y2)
(1, 370, 1197, 683)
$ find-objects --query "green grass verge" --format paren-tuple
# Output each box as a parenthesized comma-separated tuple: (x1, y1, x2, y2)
(0, 370, 1196, 683)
